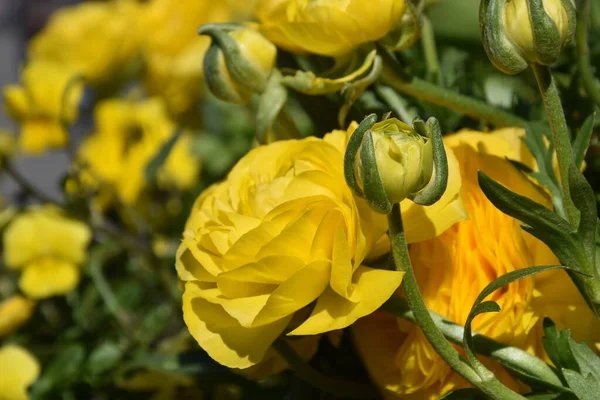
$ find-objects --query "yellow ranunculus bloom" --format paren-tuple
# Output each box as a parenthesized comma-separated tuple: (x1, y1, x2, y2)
(177, 123, 465, 369)
(28, 1, 141, 85)
(0, 295, 36, 337)
(255, 0, 408, 56)
(0, 345, 40, 400)
(76, 98, 200, 207)
(353, 128, 600, 399)
(3, 61, 83, 154)
(139, 0, 255, 116)
(3, 206, 92, 299)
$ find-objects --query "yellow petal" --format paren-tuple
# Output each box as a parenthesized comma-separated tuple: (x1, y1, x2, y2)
(288, 266, 404, 335)
(19, 121, 67, 154)
(182, 281, 291, 368)
(3, 85, 30, 120)
(0, 295, 36, 337)
(19, 259, 80, 299)
(0, 345, 40, 400)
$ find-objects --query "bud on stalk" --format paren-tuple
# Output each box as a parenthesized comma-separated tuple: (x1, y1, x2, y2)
(201, 25, 277, 104)
(480, 0, 576, 74)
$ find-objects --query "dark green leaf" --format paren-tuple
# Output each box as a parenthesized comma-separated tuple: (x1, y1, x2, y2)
(573, 113, 596, 169)
(542, 318, 579, 375)
(86, 341, 123, 376)
(569, 163, 598, 261)
(562, 370, 600, 400)
(144, 128, 182, 185)
(31, 344, 86, 397)
(440, 388, 486, 399)
(464, 266, 568, 378)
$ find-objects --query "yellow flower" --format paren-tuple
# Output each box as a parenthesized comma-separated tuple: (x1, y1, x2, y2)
(177, 123, 465, 369)
(0, 295, 36, 337)
(28, 1, 142, 85)
(140, 0, 255, 115)
(3, 206, 92, 299)
(353, 118, 434, 204)
(3, 61, 83, 154)
(255, 0, 408, 56)
(76, 98, 200, 207)
(353, 128, 600, 399)
(0, 345, 40, 400)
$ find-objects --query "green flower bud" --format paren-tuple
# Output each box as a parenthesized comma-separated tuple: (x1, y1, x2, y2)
(201, 26, 277, 104)
(480, 0, 576, 74)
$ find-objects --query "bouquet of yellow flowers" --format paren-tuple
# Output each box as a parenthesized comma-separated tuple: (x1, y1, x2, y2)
(2, 0, 600, 399)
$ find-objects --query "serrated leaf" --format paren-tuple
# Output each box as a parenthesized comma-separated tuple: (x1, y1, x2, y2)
(542, 318, 579, 375)
(478, 171, 582, 267)
(562, 370, 600, 400)
(569, 164, 598, 261)
(464, 266, 568, 378)
(568, 336, 600, 380)
(573, 113, 596, 169)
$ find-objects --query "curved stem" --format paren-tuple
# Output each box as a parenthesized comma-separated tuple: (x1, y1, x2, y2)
(379, 48, 526, 127)
(387, 203, 526, 400)
(421, 16, 444, 86)
(530, 64, 579, 227)
(576, 0, 600, 107)
(381, 295, 566, 391)
(272, 339, 377, 399)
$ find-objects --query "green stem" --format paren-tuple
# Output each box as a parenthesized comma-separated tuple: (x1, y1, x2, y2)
(381, 295, 565, 391)
(387, 203, 526, 400)
(272, 340, 377, 399)
(530, 64, 579, 227)
(576, 0, 600, 108)
(421, 16, 444, 86)
(375, 84, 417, 122)
(88, 243, 137, 339)
(379, 48, 525, 127)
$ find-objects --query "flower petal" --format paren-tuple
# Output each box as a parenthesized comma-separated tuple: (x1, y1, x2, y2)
(19, 259, 80, 299)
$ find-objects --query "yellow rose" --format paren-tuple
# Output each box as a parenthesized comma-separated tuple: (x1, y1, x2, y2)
(3, 206, 92, 299)
(177, 123, 465, 369)
(353, 128, 600, 399)
(76, 98, 200, 207)
(140, 0, 255, 115)
(255, 0, 408, 56)
(28, 1, 142, 85)
(0, 345, 40, 400)
(3, 61, 83, 154)
(0, 295, 36, 337)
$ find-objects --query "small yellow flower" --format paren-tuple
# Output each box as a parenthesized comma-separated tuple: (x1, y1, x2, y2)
(0, 295, 36, 337)
(353, 128, 600, 399)
(28, 1, 142, 85)
(255, 0, 408, 56)
(0, 345, 40, 400)
(3, 206, 91, 299)
(140, 0, 255, 115)
(3, 61, 83, 154)
(353, 118, 434, 204)
(76, 98, 199, 207)
(177, 123, 465, 369)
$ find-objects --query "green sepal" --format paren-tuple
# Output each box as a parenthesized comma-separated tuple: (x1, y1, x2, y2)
(360, 131, 392, 214)
(410, 117, 448, 205)
(378, 0, 421, 52)
(203, 44, 251, 104)
(529, 0, 563, 65)
(199, 24, 268, 94)
(479, 0, 528, 74)
(256, 70, 288, 144)
(344, 114, 378, 197)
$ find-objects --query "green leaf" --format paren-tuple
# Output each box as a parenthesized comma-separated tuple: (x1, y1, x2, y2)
(542, 318, 579, 376)
(569, 163, 598, 261)
(440, 388, 486, 399)
(31, 344, 86, 396)
(568, 336, 600, 380)
(144, 128, 182, 186)
(562, 370, 600, 400)
(463, 266, 568, 379)
(86, 341, 123, 376)
(477, 171, 582, 267)
(525, 393, 578, 400)
(573, 113, 596, 169)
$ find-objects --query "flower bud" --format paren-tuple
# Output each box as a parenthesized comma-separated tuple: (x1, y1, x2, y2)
(202, 26, 277, 104)
(480, 0, 576, 74)
(355, 118, 433, 205)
